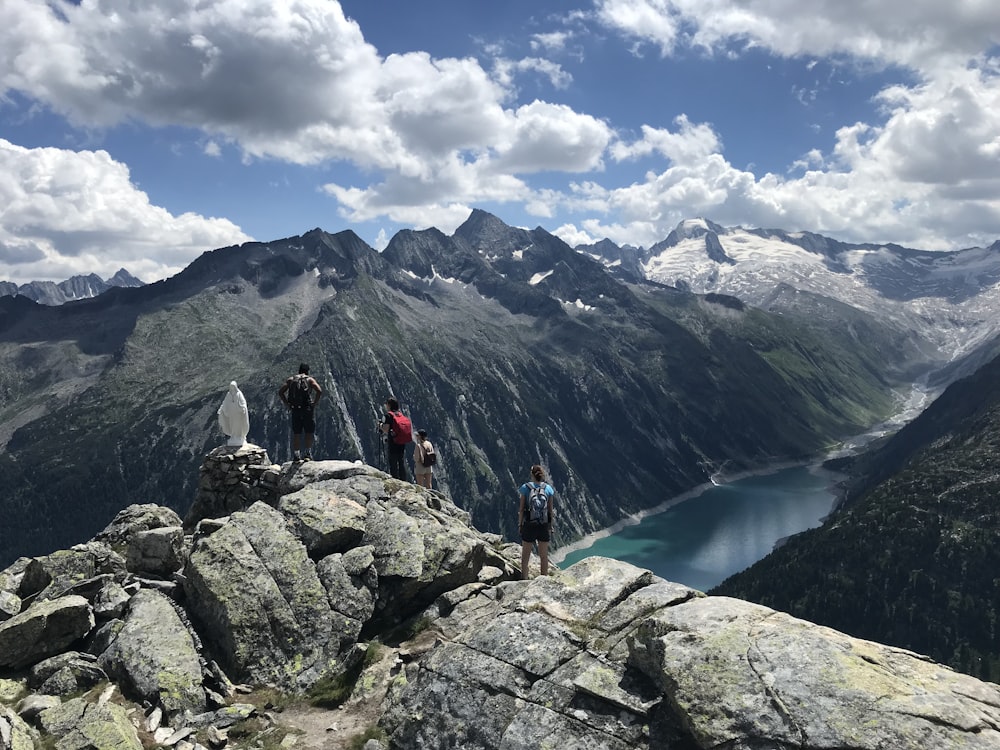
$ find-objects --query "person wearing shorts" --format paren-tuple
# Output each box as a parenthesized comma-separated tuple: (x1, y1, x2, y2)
(518, 464, 555, 579)
(414, 428, 435, 488)
(278, 363, 322, 460)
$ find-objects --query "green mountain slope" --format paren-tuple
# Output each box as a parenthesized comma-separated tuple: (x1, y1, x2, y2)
(0, 217, 919, 566)
(712, 354, 1000, 682)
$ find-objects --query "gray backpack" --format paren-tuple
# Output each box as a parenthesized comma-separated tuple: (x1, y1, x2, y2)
(526, 483, 549, 524)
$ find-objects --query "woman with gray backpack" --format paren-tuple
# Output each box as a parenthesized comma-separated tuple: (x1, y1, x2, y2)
(517, 464, 555, 579)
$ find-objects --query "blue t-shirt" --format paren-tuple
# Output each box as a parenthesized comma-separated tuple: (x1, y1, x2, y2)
(519, 481, 554, 523)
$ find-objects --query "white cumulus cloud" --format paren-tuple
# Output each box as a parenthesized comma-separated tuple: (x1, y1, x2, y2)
(0, 140, 250, 284)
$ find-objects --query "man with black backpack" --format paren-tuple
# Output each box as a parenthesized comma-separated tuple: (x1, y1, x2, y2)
(379, 397, 412, 480)
(278, 363, 322, 461)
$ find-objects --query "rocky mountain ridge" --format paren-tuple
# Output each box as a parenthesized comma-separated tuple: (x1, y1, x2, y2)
(3, 447, 1000, 750)
(582, 218, 1000, 381)
(0, 269, 144, 306)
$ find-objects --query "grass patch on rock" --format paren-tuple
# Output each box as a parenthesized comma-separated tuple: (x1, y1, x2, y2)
(348, 725, 387, 750)
(307, 643, 385, 709)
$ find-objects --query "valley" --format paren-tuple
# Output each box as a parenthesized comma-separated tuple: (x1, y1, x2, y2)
(1, 211, 997, 584)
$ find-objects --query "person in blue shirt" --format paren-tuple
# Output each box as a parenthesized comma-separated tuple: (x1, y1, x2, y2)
(518, 464, 555, 579)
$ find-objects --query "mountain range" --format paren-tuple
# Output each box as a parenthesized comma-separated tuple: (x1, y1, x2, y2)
(581, 217, 1000, 384)
(2, 210, 999, 574)
(0, 269, 144, 306)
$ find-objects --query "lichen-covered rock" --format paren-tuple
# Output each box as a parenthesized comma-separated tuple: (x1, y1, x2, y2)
(125, 526, 184, 577)
(85, 619, 124, 657)
(274, 460, 376, 496)
(0, 679, 24, 705)
(0, 705, 39, 750)
(0, 559, 32, 602)
(92, 580, 131, 621)
(0, 591, 20, 621)
(0, 596, 94, 670)
(18, 455, 1000, 750)
(630, 594, 1000, 749)
(361, 488, 512, 628)
(279, 487, 367, 557)
(28, 652, 107, 697)
(316, 548, 378, 650)
(381, 557, 1000, 749)
(14, 694, 60, 722)
(182, 502, 335, 689)
(183, 702, 258, 730)
(318, 546, 378, 622)
(364, 504, 424, 579)
(95, 504, 184, 549)
(382, 557, 677, 749)
(98, 589, 204, 716)
(22, 544, 127, 602)
(38, 695, 141, 750)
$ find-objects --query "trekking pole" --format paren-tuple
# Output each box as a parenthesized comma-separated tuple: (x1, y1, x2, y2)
(373, 428, 386, 472)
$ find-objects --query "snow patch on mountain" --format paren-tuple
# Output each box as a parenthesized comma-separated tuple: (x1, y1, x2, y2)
(530, 270, 554, 285)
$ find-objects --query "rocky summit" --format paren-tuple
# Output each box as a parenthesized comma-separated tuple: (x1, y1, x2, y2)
(1, 447, 999, 750)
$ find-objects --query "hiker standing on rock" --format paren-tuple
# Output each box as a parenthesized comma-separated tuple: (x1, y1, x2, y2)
(379, 397, 413, 480)
(518, 464, 555, 579)
(278, 363, 322, 461)
(413, 428, 436, 489)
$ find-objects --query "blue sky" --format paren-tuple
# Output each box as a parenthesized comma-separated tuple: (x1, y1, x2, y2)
(1, 1, 998, 283)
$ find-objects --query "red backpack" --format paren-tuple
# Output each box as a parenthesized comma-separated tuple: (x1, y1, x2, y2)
(387, 411, 413, 445)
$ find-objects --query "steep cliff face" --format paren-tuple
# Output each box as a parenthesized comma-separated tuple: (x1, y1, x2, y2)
(1, 451, 999, 750)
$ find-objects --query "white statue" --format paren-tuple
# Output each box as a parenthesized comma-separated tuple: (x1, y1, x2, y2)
(217, 381, 250, 447)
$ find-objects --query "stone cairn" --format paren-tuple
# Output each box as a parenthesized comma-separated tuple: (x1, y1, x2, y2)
(183, 444, 280, 529)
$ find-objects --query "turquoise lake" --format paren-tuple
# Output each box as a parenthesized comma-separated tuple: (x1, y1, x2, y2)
(554, 464, 839, 592)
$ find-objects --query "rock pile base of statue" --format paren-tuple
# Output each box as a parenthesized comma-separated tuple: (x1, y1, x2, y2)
(183, 444, 279, 529)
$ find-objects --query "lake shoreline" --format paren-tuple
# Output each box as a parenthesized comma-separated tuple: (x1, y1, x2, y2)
(553, 380, 935, 565)
(551, 457, 844, 565)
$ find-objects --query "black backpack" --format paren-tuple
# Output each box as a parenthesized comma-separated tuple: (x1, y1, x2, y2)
(421, 440, 436, 466)
(288, 374, 312, 409)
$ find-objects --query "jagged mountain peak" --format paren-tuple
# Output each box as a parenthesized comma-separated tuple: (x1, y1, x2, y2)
(0, 268, 147, 306)
(452, 208, 537, 259)
(677, 216, 727, 238)
(108, 268, 145, 287)
(454, 207, 512, 239)
(652, 217, 729, 248)
(187, 227, 381, 283)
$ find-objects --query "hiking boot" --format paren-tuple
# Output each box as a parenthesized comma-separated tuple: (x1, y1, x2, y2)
(303, 452, 312, 461)
(293, 451, 301, 461)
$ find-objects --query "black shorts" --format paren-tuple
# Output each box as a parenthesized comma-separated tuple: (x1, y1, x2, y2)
(290, 407, 315, 435)
(520, 522, 550, 543)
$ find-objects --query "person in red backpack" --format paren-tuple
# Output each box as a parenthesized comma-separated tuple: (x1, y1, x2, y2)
(379, 397, 412, 480)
